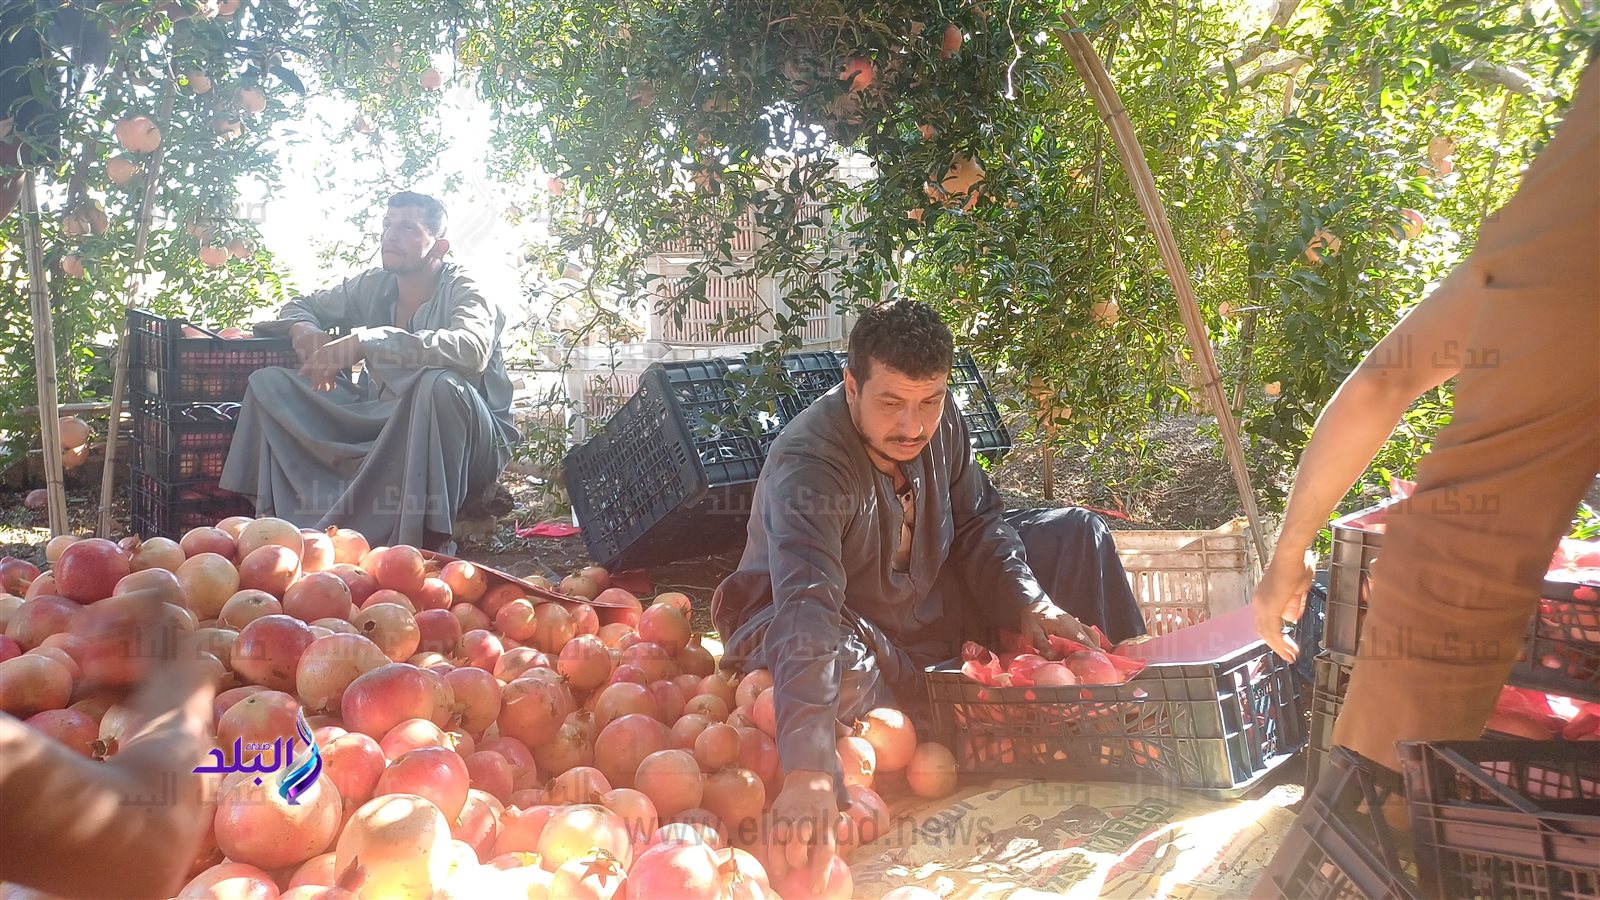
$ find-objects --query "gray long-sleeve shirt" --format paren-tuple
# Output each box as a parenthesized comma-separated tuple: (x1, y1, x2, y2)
(710, 385, 1048, 776)
(254, 262, 519, 450)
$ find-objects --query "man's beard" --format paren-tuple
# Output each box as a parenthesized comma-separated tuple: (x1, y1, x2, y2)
(382, 255, 431, 275)
(849, 403, 922, 468)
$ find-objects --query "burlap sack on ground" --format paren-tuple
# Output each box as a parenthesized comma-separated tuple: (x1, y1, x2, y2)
(851, 777, 1300, 898)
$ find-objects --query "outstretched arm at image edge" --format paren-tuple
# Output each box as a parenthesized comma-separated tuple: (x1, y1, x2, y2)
(0, 662, 216, 898)
(1254, 266, 1475, 658)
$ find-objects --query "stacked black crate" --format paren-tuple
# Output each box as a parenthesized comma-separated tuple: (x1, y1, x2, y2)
(1310, 502, 1600, 785)
(125, 310, 297, 538)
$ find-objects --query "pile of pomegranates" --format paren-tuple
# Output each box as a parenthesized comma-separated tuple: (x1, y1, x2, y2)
(0, 516, 962, 899)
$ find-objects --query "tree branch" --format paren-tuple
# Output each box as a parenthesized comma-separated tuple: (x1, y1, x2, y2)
(1456, 59, 1557, 102)
(1205, 0, 1304, 77)
(1237, 54, 1310, 90)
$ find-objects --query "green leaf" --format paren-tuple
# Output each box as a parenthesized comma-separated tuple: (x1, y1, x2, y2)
(1454, 23, 1498, 42)
(272, 67, 307, 94)
(1429, 42, 1452, 70)
(1223, 57, 1237, 96)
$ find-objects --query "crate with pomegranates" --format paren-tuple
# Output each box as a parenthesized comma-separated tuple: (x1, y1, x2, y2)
(128, 308, 298, 404)
(923, 606, 1313, 798)
(1326, 498, 1600, 703)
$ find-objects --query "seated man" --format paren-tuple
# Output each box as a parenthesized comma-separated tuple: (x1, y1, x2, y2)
(221, 191, 519, 551)
(710, 300, 1145, 886)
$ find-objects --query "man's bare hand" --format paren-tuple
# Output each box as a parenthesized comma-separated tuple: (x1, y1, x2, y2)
(288, 321, 333, 363)
(71, 588, 184, 692)
(299, 334, 365, 392)
(1253, 549, 1314, 662)
(1020, 599, 1095, 657)
(766, 769, 844, 895)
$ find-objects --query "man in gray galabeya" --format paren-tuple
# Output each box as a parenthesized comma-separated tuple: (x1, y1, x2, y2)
(221, 191, 518, 551)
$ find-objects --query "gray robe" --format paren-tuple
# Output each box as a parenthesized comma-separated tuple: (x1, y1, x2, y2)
(711, 385, 1145, 804)
(219, 262, 519, 548)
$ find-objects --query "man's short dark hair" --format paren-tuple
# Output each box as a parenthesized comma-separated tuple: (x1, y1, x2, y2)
(847, 299, 954, 384)
(388, 191, 447, 236)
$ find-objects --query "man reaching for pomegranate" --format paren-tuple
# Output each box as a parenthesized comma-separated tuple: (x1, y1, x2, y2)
(711, 300, 1146, 892)
(220, 191, 519, 552)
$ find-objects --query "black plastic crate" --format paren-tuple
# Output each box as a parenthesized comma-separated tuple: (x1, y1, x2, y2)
(949, 349, 1011, 464)
(128, 309, 297, 403)
(923, 637, 1308, 799)
(1260, 746, 1423, 899)
(565, 359, 765, 571)
(775, 350, 846, 422)
(1307, 652, 1354, 788)
(1324, 504, 1386, 662)
(129, 398, 241, 483)
(1295, 579, 1330, 685)
(1329, 501, 1597, 703)
(128, 467, 254, 540)
(1511, 577, 1600, 704)
(1398, 740, 1600, 900)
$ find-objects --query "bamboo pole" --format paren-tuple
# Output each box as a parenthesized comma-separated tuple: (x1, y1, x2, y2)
(20, 172, 69, 535)
(97, 81, 176, 537)
(1052, 12, 1269, 562)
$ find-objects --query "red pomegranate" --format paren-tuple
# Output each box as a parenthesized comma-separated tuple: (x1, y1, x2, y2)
(232, 614, 317, 692)
(594, 713, 671, 789)
(627, 840, 722, 900)
(283, 572, 353, 623)
(237, 545, 303, 598)
(25, 707, 98, 755)
(214, 771, 343, 870)
(321, 732, 386, 808)
(326, 564, 379, 607)
(0, 654, 73, 718)
(54, 538, 131, 603)
(442, 665, 501, 738)
(333, 793, 455, 899)
(376, 746, 470, 821)
(5, 595, 81, 650)
(341, 663, 442, 738)
(537, 803, 633, 871)
(216, 689, 301, 753)
(354, 603, 421, 662)
(372, 545, 427, 596)
(438, 560, 487, 605)
(296, 633, 390, 715)
(634, 748, 704, 820)
(497, 670, 576, 748)
(856, 707, 917, 772)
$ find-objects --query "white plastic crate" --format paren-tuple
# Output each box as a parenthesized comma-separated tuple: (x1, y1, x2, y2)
(654, 196, 841, 258)
(657, 208, 759, 257)
(1113, 525, 1259, 636)
(645, 257, 850, 346)
(779, 266, 849, 345)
